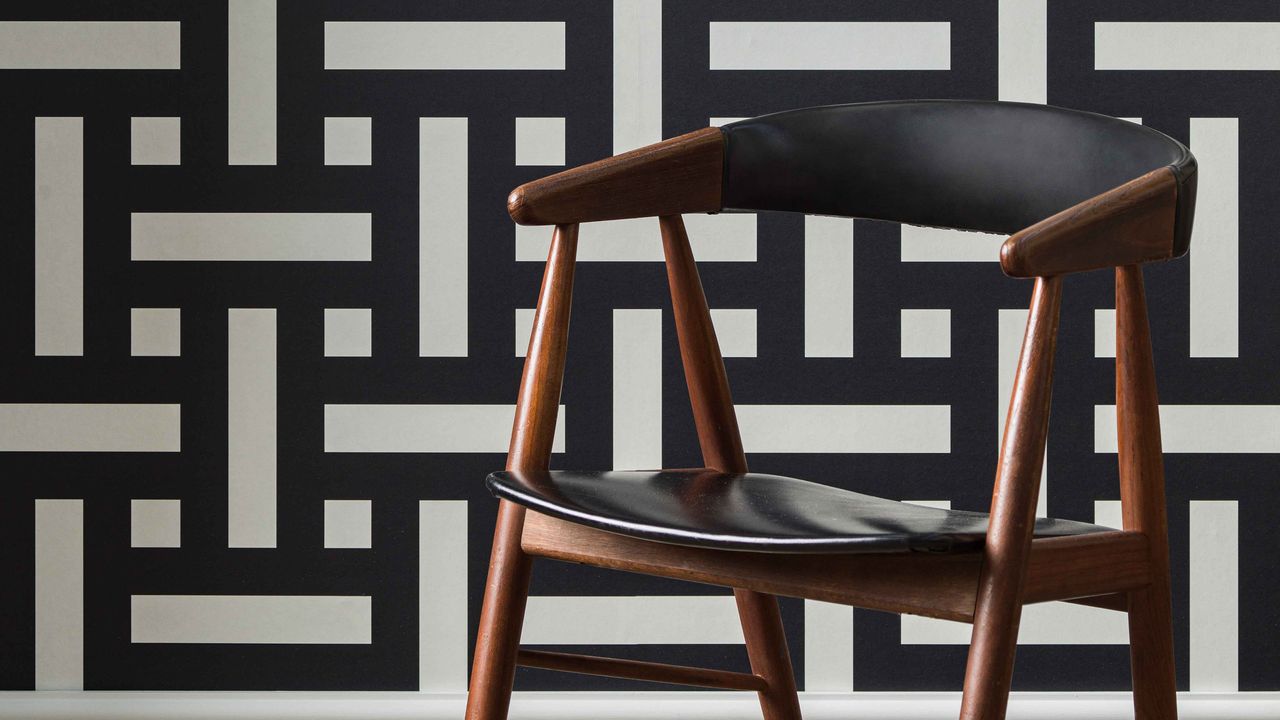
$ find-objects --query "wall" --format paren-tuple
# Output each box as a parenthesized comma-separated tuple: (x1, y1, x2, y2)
(1, 0, 1276, 700)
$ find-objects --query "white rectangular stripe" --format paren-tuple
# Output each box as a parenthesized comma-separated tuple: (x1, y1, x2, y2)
(905, 500, 952, 511)
(324, 404, 566, 453)
(0, 404, 179, 452)
(522, 596, 743, 645)
(1094, 308, 1117, 358)
(1095, 405, 1280, 454)
(1189, 118, 1239, 358)
(523, 306, 739, 361)
(515, 214, 757, 263)
(902, 603, 1128, 645)
(710, 308, 757, 358)
(131, 213, 371, 261)
(35, 499, 83, 690)
(709, 22, 950, 70)
(228, 309, 276, 548)
(613, 309, 662, 470)
(901, 225, 1006, 263)
(804, 600, 853, 691)
(228, 0, 277, 165)
(419, 501, 468, 692)
(34, 117, 83, 356)
(1094, 500, 1123, 531)
(736, 405, 950, 454)
(0, 21, 179, 69)
(998, 0, 1046, 103)
(324, 22, 565, 70)
(419, 118, 469, 357)
(515, 308, 536, 357)
(1095, 22, 1280, 71)
(131, 595, 371, 644)
(1190, 500, 1239, 692)
(612, 0, 662, 154)
(804, 216, 854, 358)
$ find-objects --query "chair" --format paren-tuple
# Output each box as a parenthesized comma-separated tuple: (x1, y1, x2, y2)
(466, 100, 1197, 720)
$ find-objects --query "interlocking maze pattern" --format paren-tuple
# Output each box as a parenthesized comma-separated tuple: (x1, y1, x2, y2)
(0, 0, 1276, 695)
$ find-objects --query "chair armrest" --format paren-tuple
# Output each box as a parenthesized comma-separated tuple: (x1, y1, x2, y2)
(999, 167, 1181, 278)
(507, 127, 724, 225)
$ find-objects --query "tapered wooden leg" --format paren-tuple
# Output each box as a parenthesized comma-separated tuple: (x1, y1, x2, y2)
(959, 598, 1024, 720)
(466, 224, 577, 717)
(736, 589, 802, 720)
(1128, 583, 1178, 720)
(961, 276, 1063, 720)
(1116, 265, 1178, 720)
(464, 501, 533, 720)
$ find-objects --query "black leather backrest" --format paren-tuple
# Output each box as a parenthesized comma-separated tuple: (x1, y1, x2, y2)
(720, 100, 1197, 254)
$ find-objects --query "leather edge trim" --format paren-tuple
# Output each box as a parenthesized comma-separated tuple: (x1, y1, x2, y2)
(1170, 154, 1198, 258)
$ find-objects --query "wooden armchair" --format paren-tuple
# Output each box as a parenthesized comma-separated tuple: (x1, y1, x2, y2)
(466, 100, 1197, 720)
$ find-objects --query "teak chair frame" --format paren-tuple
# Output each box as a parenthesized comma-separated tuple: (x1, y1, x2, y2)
(466, 127, 1184, 720)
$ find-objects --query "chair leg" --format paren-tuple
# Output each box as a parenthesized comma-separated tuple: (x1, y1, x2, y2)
(465, 501, 534, 720)
(735, 589, 803, 720)
(959, 597, 1024, 720)
(1128, 582, 1179, 720)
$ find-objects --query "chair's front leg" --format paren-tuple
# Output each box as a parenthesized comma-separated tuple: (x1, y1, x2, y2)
(466, 224, 579, 719)
(961, 588, 1026, 720)
(465, 501, 534, 720)
(961, 276, 1063, 720)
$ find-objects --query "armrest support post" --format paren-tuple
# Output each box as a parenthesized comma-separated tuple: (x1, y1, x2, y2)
(962, 275, 1062, 718)
(507, 223, 579, 472)
(660, 215, 746, 473)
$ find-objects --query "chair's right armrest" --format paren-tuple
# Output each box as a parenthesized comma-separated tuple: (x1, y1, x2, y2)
(999, 167, 1184, 278)
(507, 127, 724, 226)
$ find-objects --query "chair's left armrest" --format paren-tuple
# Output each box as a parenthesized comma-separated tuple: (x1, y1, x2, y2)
(507, 127, 724, 226)
(999, 167, 1182, 278)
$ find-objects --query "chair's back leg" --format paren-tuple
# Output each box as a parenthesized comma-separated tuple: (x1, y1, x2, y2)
(661, 215, 802, 720)
(1115, 265, 1178, 720)
(466, 224, 579, 720)
(961, 276, 1063, 720)
(736, 590, 804, 720)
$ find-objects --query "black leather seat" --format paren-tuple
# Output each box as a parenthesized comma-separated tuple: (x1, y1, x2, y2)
(488, 470, 1109, 554)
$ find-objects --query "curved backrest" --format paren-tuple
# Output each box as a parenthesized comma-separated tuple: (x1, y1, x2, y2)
(721, 100, 1197, 255)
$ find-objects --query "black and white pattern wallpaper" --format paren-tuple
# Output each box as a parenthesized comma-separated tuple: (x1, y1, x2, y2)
(1, 0, 1277, 696)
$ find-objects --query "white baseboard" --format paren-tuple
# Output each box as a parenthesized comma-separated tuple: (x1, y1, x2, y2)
(1, 691, 1278, 720)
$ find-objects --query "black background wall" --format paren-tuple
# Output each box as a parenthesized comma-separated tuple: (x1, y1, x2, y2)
(1, 0, 1276, 695)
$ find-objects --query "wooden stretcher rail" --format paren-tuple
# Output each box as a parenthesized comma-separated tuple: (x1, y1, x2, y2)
(515, 649, 768, 691)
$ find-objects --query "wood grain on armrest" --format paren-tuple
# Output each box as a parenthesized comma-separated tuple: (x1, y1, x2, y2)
(1000, 167, 1179, 278)
(507, 127, 723, 226)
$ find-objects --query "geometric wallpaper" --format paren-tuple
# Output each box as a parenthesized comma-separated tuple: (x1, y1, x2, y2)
(1, 0, 1277, 697)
